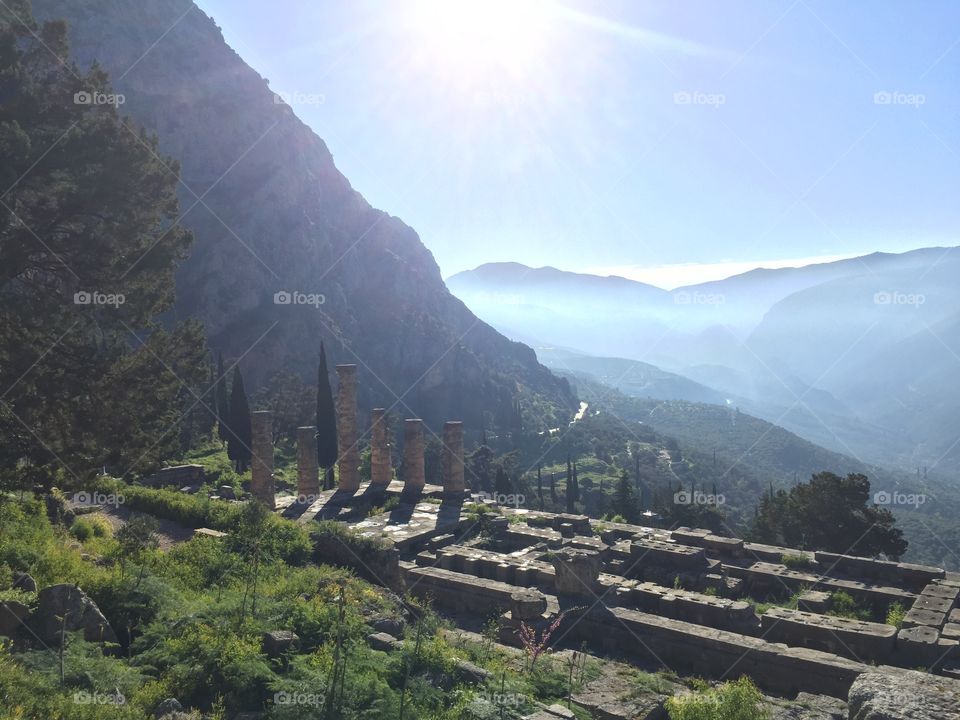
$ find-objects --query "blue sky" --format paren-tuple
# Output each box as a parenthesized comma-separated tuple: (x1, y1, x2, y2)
(196, 0, 959, 288)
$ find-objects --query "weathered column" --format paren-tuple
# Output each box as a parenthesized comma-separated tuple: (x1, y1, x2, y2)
(441, 421, 465, 495)
(370, 408, 392, 486)
(402, 418, 425, 491)
(250, 410, 275, 509)
(296, 426, 319, 500)
(335, 364, 360, 491)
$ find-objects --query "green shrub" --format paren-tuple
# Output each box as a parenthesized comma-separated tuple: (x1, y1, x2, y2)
(886, 601, 906, 628)
(780, 553, 812, 570)
(828, 591, 870, 621)
(666, 677, 769, 720)
(70, 516, 113, 541)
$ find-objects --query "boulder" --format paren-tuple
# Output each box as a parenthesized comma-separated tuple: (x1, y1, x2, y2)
(33, 584, 117, 644)
(366, 632, 400, 651)
(453, 659, 492, 684)
(11, 572, 37, 593)
(0, 601, 30, 638)
(848, 669, 960, 719)
(153, 698, 183, 719)
(261, 630, 299, 656)
(368, 614, 405, 637)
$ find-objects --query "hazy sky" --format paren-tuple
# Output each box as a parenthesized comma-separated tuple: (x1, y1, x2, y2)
(196, 0, 959, 287)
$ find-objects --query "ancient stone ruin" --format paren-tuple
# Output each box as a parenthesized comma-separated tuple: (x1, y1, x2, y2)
(237, 371, 960, 718)
(250, 410, 275, 510)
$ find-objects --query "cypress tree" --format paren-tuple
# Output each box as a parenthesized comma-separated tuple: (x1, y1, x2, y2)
(215, 351, 229, 444)
(227, 367, 252, 473)
(572, 462, 580, 502)
(615, 470, 637, 523)
(565, 456, 575, 512)
(316, 342, 338, 489)
(494, 466, 511, 497)
(537, 464, 543, 510)
(550, 472, 557, 503)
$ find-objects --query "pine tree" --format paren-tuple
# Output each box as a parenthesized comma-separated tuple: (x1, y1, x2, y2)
(316, 342, 338, 489)
(215, 351, 229, 444)
(0, 5, 205, 482)
(227, 368, 252, 473)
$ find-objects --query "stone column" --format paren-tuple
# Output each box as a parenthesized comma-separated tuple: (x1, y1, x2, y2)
(296, 426, 319, 500)
(441, 421, 465, 495)
(335, 365, 360, 491)
(403, 418, 425, 491)
(251, 410, 275, 509)
(370, 408, 392, 486)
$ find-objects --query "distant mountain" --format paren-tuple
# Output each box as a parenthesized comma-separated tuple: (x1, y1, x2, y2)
(535, 347, 729, 405)
(35, 0, 575, 431)
(448, 247, 960, 474)
(560, 372, 960, 570)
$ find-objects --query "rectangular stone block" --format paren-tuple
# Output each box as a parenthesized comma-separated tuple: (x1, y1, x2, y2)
(915, 594, 954, 614)
(761, 608, 896, 662)
(922, 582, 960, 603)
(903, 606, 947, 629)
(895, 625, 941, 668)
(630, 538, 708, 569)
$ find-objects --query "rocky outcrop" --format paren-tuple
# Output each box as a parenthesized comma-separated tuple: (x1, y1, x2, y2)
(32, 584, 117, 644)
(33, 0, 575, 431)
(847, 670, 960, 720)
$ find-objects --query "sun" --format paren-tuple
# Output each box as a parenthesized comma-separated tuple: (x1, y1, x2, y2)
(409, 0, 554, 77)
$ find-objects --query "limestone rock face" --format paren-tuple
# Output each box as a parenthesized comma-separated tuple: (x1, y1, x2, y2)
(847, 670, 960, 720)
(33, 584, 117, 644)
(33, 0, 575, 430)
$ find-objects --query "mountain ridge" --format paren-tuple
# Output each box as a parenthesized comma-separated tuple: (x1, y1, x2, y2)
(34, 0, 577, 431)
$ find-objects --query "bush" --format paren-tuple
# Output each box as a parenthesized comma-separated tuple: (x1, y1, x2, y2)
(828, 591, 870, 621)
(780, 553, 812, 570)
(886, 602, 906, 628)
(70, 516, 113, 541)
(666, 677, 769, 720)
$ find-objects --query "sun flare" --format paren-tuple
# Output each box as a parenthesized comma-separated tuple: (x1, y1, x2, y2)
(410, 0, 553, 76)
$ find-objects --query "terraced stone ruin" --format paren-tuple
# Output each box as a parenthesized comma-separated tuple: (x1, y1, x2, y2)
(230, 367, 960, 719)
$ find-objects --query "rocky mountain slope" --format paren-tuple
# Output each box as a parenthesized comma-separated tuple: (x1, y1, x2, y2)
(33, 0, 575, 430)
